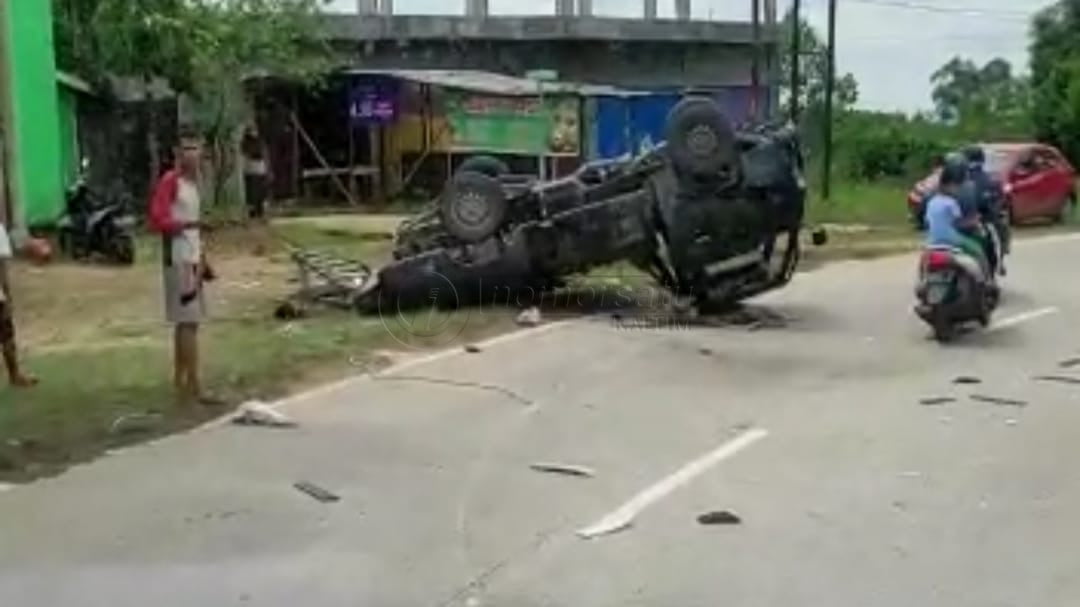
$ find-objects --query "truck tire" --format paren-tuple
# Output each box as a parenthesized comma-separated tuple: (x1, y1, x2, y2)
(456, 155, 510, 179)
(441, 171, 507, 243)
(665, 97, 737, 180)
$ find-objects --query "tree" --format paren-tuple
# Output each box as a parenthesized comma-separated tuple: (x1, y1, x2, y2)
(778, 9, 860, 121)
(930, 56, 1032, 138)
(54, 0, 333, 208)
(1030, 0, 1080, 164)
(182, 0, 334, 209)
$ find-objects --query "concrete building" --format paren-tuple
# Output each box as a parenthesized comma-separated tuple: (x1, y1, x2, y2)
(332, 1, 780, 104)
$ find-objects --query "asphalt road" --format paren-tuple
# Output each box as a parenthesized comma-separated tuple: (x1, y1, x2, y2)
(3, 234, 1080, 606)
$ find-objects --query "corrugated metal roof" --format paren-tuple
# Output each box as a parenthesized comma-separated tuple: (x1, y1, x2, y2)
(340, 68, 650, 97)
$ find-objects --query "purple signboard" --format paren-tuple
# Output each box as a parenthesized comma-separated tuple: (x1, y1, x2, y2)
(349, 77, 399, 125)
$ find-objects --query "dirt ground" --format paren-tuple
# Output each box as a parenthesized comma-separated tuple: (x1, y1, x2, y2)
(0, 217, 519, 482)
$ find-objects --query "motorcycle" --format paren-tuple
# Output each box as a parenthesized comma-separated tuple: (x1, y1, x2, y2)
(57, 158, 137, 266)
(914, 245, 999, 343)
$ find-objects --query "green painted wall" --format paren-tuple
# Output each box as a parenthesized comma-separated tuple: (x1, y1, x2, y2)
(2, 0, 65, 227)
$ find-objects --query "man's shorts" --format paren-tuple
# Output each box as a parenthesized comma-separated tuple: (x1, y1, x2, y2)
(163, 263, 206, 326)
(0, 301, 14, 343)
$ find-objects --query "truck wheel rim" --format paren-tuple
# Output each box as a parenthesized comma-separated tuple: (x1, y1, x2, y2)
(687, 124, 719, 158)
(456, 191, 489, 226)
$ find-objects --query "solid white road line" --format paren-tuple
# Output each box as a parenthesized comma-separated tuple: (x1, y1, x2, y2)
(990, 307, 1059, 332)
(576, 428, 769, 540)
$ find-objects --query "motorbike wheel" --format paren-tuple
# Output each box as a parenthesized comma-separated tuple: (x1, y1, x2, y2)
(932, 310, 956, 343)
(112, 234, 136, 266)
(440, 171, 507, 244)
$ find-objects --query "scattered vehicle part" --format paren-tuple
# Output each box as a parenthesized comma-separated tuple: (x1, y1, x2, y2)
(464, 344, 482, 354)
(953, 376, 983, 385)
(1005, 418, 1019, 426)
(293, 481, 341, 503)
(1058, 357, 1080, 369)
(697, 510, 742, 525)
(515, 307, 542, 327)
(232, 401, 297, 428)
(920, 397, 957, 406)
(1034, 375, 1080, 385)
(109, 413, 163, 436)
(530, 462, 596, 478)
(970, 394, 1028, 407)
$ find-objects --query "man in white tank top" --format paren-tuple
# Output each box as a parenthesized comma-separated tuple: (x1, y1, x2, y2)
(148, 127, 221, 407)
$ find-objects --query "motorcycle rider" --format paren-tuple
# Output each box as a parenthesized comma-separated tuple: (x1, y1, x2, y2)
(924, 156, 994, 286)
(963, 145, 1009, 276)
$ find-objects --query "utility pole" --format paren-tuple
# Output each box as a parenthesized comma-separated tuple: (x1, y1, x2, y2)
(821, 0, 837, 201)
(789, 0, 801, 122)
(751, 0, 761, 121)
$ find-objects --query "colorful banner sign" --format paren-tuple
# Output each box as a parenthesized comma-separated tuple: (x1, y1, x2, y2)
(445, 92, 580, 156)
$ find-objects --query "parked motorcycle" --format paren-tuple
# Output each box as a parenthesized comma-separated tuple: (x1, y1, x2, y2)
(914, 246, 999, 342)
(57, 158, 137, 266)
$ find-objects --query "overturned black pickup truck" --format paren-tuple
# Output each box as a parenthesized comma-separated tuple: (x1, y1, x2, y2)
(351, 96, 825, 312)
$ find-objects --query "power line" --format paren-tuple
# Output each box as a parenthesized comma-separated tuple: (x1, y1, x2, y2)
(845, 0, 1031, 20)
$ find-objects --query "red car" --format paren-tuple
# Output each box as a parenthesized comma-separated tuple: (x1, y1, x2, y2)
(907, 143, 1077, 227)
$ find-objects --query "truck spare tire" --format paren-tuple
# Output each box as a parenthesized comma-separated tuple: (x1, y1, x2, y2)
(456, 155, 511, 179)
(441, 170, 507, 243)
(665, 97, 737, 180)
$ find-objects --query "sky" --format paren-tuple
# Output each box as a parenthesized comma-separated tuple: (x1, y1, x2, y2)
(323, 0, 1058, 113)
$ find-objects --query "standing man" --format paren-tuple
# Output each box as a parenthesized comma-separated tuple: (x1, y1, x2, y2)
(0, 219, 37, 388)
(241, 124, 271, 221)
(148, 126, 221, 406)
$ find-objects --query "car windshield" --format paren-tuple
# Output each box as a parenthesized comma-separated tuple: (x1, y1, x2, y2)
(983, 148, 1015, 175)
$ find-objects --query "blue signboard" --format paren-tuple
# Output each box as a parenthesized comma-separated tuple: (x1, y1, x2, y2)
(349, 76, 400, 124)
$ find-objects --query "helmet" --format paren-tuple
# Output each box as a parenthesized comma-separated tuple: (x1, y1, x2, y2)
(963, 145, 985, 166)
(939, 153, 969, 187)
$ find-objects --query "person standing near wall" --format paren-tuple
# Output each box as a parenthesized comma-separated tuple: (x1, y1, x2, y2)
(241, 125, 271, 221)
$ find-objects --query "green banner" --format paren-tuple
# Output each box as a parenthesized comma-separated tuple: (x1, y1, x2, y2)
(445, 92, 580, 157)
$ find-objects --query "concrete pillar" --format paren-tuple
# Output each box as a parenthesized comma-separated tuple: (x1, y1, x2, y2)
(466, 0, 489, 17)
(644, 0, 657, 20)
(357, 0, 377, 14)
(379, 0, 393, 15)
(556, 0, 574, 16)
(675, 0, 691, 20)
(579, 0, 593, 16)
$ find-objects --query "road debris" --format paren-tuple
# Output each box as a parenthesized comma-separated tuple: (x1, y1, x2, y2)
(293, 481, 341, 503)
(953, 376, 982, 385)
(530, 462, 596, 478)
(1059, 357, 1080, 369)
(109, 413, 163, 436)
(515, 307, 542, 327)
(697, 510, 742, 525)
(971, 394, 1028, 408)
(1034, 375, 1080, 385)
(464, 344, 483, 354)
(920, 397, 957, 406)
(900, 471, 923, 479)
(699, 347, 715, 356)
(374, 375, 534, 406)
(232, 401, 298, 428)
(1005, 418, 1019, 427)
